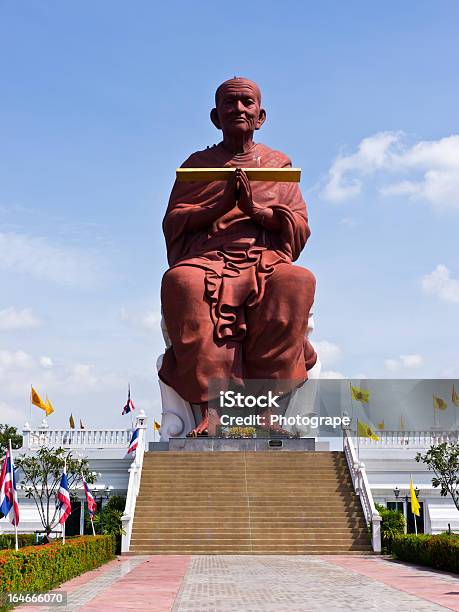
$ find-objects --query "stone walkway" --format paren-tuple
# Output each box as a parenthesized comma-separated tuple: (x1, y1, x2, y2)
(16, 555, 459, 611)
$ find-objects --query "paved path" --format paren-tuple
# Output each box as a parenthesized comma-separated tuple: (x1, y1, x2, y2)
(16, 555, 459, 611)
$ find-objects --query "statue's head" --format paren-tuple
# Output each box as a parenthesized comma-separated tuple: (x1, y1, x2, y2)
(211, 77, 266, 137)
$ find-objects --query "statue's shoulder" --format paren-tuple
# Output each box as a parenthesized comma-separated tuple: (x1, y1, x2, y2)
(179, 146, 220, 168)
(257, 143, 292, 168)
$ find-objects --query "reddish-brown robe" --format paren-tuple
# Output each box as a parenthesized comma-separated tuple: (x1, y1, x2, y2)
(159, 141, 317, 404)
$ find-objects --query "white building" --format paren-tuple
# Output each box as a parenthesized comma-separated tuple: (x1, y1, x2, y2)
(1, 416, 458, 542)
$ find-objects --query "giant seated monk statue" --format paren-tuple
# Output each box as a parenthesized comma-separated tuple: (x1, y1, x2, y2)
(158, 77, 317, 435)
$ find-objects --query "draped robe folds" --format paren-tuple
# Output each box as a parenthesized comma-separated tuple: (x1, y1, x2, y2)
(159, 142, 317, 404)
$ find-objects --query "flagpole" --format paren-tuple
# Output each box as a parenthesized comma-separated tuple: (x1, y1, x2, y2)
(410, 474, 418, 536)
(9, 439, 18, 551)
(63, 458, 67, 545)
(29, 385, 32, 425)
(433, 396, 438, 428)
(350, 382, 360, 464)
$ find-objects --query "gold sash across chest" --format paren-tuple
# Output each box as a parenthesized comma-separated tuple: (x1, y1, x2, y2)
(176, 167, 301, 183)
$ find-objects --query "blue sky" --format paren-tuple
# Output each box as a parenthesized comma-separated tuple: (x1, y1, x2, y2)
(1, 1, 458, 433)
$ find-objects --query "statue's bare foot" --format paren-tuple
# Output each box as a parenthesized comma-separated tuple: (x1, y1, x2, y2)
(186, 406, 209, 437)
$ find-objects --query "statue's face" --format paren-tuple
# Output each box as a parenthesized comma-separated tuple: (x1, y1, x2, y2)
(212, 82, 266, 135)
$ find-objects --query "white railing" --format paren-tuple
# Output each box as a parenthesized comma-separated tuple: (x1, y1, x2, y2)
(342, 427, 381, 552)
(121, 411, 148, 553)
(358, 430, 459, 448)
(22, 421, 133, 449)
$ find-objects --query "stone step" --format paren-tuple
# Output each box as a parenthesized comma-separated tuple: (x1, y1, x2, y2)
(134, 498, 362, 505)
(129, 545, 373, 554)
(134, 504, 364, 512)
(131, 450, 370, 554)
(133, 514, 366, 522)
(132, 517, 367, 525)
(139, 477, 353, 483)
(134, 502, 364, 510)
(129, 551, 373, 556)
(132, 525, 368, 540)
(130, 538, 371, 548)
(137, 493, 357, 500)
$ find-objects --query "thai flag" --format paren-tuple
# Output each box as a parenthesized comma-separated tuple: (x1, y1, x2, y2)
(122, 385, 135, 415)
(127, 428, 139, 454)
(57, 472, 72, 524)
(82, 477, 97, 517)
(0, 449, 20, 526)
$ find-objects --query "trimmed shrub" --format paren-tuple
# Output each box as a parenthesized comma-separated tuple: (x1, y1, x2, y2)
(392, 533, 459, 573)
(375, 503, 406, 553)
(0, 534, 37, 550)
(0, 535, 115, 593)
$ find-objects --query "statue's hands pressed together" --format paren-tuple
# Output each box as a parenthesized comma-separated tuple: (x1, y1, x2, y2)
(219, 169, 240, 213)
(234, 167, 253, 216)
(235, 167, 281, 230)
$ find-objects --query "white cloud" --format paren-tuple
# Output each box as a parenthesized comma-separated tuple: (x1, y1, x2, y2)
(39, 356, 53, 369)
(120, 307, 162, 332)
(322, 132, 400, 202)
(0, 307, 42, 331)
(0, 232, 106, 286)
(421, 265, 459, 304)
(0, 349, 35, 371)
(322, 132, 459, 210)
(0, 400, 25, 424)
(312, 340, 341, 367)
(385, 354, 423, 372)
(320, 370, 346, 379)
(0, 349, 121, 400)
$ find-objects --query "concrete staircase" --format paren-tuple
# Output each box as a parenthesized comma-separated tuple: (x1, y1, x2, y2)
(129, 451, 372, 554)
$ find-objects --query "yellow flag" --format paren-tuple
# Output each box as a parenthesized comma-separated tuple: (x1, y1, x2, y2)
(357, 419, 379, 440)
(69, 414, 75, 429)
(410, 479, 420, 516)
(377, 420, 385, 430)
(351, 385, 369, 403)
(154, 420, 161, 431)
(452, 385, 459, 408)
(31, 386, 46, 410)
(44, 396, 54, 417)
(433, 395, 447, 410)
(400, 415, 405, 431)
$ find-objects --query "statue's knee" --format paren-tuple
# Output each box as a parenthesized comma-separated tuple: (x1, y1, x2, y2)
(274, 265, 315, 293)
(162, 267, 203, 300)
(299, 267, 316, 293)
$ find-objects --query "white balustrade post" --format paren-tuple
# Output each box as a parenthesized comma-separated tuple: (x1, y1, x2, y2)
(342, 428, 382, 553)
(22, 422, 31, 450)
(121, 409, 148, 554)
(372, 513, 382, 553)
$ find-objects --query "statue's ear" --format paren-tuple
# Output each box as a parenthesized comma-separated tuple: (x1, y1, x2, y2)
(210, 108, 222, 130)
(255, 108, 266, 131)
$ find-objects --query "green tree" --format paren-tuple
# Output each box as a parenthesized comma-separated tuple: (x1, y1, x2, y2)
(89, 495, 126, 536)
(16, 447, 96, 539)
(416, 442, 459, 510)
(0, 424, 22, 456)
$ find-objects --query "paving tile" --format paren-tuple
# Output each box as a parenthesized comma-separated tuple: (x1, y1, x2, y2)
(172, 556, 451, 612)
(14, 554, 458, 611)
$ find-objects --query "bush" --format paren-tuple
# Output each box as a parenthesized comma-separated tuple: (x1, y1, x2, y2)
(0, 534, 36, 550)
(392, 533, 459, 573)
(88, 496, 125, 554)
(375, 503, 406, 553)
(0, 535, 115, 593)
